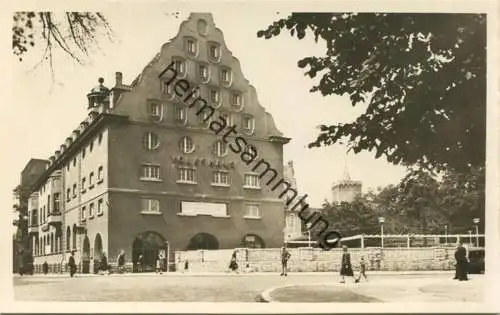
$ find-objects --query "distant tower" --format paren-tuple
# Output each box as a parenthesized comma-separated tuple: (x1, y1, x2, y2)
(283, 161, 302, 240)
(331, 162, 362, 203)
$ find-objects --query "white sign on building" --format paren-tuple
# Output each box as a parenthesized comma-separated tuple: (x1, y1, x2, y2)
(181, 202, 228, 217)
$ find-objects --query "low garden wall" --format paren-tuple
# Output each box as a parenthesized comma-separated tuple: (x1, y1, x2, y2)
(174, 247, 457, 272)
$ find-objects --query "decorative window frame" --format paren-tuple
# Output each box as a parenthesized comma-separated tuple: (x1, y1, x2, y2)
(207, 42, 221, 62)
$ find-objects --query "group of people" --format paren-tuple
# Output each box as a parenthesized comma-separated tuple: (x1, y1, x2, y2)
(61, 250, 127, 277)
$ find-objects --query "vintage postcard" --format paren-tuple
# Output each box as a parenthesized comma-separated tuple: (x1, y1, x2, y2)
(1, 0, 499, 313)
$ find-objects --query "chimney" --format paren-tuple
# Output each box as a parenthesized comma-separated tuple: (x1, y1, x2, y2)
(115, 72, 123, 86)
(55, 150, 61, 158)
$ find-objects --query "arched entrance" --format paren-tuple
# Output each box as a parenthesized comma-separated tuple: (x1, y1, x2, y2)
(187, 233, 219, 250)
(93, 234, 103, 274)
(82, 236, 91, 274)
(132, 231, 167, 272)
(241, 234, 265, 248)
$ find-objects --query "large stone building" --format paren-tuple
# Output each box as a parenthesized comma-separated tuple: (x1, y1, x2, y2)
(24, 13, 289, 273)
(331, 166, 362, 204)
(12, 159, 50, 273)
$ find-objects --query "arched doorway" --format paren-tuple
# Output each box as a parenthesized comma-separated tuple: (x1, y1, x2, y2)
(187, 233, 219, 250)
(93, 234, 103, 274)
(241, 234, 265, 248)
(132, 231, 167, 272)
(82, 236, 91, 274)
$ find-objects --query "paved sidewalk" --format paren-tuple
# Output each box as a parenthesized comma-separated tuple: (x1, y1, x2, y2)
(260, 275, 484, 303)
(14, 270, 453, 278)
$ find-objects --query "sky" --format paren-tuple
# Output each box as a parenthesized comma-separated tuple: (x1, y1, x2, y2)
(3, 5, 409, 223)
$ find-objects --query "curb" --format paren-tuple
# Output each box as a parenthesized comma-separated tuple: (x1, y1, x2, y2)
(259, 282, 349, 303)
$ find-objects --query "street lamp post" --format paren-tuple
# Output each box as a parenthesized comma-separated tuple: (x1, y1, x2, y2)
(473, 218, 480, 247)
(444, 225, 448, 245)
(378, 217, 385, 248)
(468, 230, 473, 246)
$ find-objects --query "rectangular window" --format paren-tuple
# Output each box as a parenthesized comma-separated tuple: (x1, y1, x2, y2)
(243, 116, 254, 131)
(209, 44, 220, 60)
(150, 102, 163, 119)
(72, 184, 77, 198)
(47, 195, 51, 213)
(173, 59, 185, 74)
(97, 199, 104, 215)
(81, 177, 86, 193)
(81, 206, 87, 221)
(98, 166, 104, 183)
(221, 69, 231, 83)
(245, 204, 261, 218)
(210, 89, 220, 104)
(187, 39, 197, 54)
(89, 202, 95, 218)
(82, 147, 86, 159)
(141, 198, 160, 213)
(232, 93, 242, 106)
(212, 171, 229, 185)
(244, 174, 260, 189)
(199, 64, 209, 81)
(141, 164, 161, 180)
(89, 172, 95, 188)
(53, 193, 60, 213)
(162, 81, 174, 95)
(66, 188, 71, 202)
(175, 106, 186, 122)
(178, 167, 196, 183)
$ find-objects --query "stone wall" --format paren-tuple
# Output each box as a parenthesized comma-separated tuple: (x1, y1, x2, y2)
(174, 247, 457, 272)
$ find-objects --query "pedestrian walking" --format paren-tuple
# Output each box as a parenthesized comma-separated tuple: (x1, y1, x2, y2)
(228, 250, 239, 273)
(68, 251, 77, 277)
(137, 254, 144, 273)
(156, 253, 163, 274)
(116, 250, 125, 274)
(42, 261, 48, 275)
(340, 245, 355, 283)
(184, 259, 189, 272)
(454, 241, 469, 281)
(355, 256, 368, 283)
(280, 246, 291, 276)
(100, 252, 110, 275)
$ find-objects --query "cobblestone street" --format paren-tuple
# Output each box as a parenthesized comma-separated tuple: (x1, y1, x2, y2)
(13, 272, 483, 302)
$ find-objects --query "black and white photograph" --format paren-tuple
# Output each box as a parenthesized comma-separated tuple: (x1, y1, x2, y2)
(2, 0, 499, 313)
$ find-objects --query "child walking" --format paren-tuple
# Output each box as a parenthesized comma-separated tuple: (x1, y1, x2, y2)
(355, 256, 368, 283)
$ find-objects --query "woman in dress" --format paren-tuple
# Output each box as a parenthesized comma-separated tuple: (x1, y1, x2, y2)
(228, 250, 239, 273)
(340, 245, 355, 283)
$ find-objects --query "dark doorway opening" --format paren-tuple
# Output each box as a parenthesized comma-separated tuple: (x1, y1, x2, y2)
(187, 233, 219, 250)
(241, 234, 265, 248)
(132, 231, 167, 272)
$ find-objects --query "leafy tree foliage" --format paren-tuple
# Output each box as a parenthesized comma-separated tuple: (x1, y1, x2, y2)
(257, 13, 486, 172)
(316, 166, 484, 237)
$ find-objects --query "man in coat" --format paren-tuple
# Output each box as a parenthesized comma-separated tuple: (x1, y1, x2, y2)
(454, 242, 469, 281)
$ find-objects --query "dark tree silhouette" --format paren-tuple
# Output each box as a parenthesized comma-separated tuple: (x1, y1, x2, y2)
(13, 12, 113, 76)
(258, 13, 486, 172)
